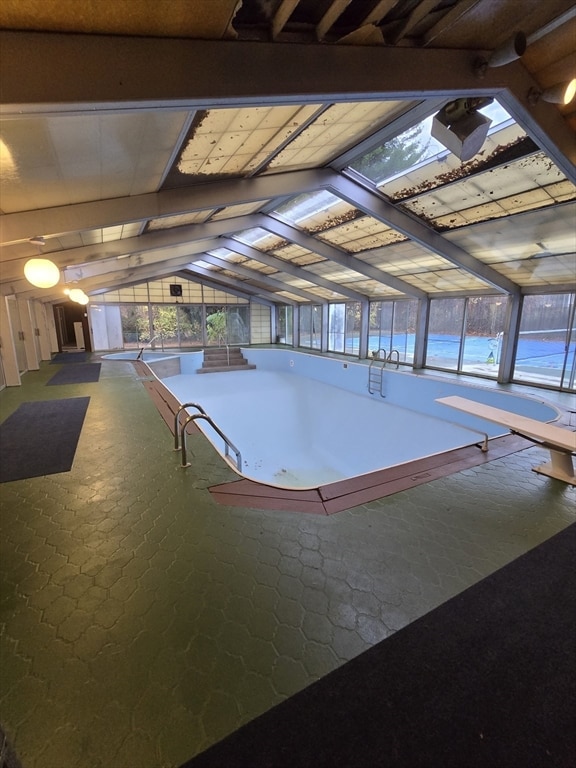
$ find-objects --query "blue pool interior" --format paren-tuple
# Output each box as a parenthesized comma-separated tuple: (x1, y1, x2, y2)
(103, 351, 179, 361)
(126, 349, 561, 490)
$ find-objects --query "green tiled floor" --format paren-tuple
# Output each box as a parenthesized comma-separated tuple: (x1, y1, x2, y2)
(1, 358, 574, 767)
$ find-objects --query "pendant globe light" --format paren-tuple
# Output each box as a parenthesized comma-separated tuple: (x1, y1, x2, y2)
(24, 258, 61, 288)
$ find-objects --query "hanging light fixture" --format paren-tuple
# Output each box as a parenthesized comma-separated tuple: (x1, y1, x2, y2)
(67, 288, 90, 305)
(24, 258, 61, 288)
(68, 288, 88, 303)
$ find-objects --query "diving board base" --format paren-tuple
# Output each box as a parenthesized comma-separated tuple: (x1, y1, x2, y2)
(532, 451, 576, 486)
(437, 396, 576, 486)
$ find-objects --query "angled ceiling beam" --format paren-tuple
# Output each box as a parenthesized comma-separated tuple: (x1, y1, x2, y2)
(0, 33, 506, 110)
(253, 214, 427, 299)
(1, 33, 572, 175)
(316, 1, 352, 41)
(271, 0, 300, 40)
(68, 254, 207, 296)
(1, 238, 222, 286)
(173, 271, 279, 307)
(0, 217, 259, 284)
(194, 255, 327, 303)
(183, 264, 298, 305)
(386, 0, 440, 45)
(86, 262, 286, 307)
(0, 169, 331, 246)
(11, 253, 198, 302)
(359, 0, 397, 26)
(219, 238, 369, 302)
(326, 173, 521, 295)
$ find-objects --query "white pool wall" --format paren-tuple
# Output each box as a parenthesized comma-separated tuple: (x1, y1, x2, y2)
(234, 348, 560, 431)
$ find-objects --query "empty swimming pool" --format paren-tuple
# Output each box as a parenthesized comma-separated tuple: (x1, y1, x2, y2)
(139, 349, 560, 491)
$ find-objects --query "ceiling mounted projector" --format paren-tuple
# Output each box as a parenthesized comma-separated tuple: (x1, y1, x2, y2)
(431, 98, 493, 162)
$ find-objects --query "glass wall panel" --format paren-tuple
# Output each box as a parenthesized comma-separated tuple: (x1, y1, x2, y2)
(120, 305, 150, 348)
(328, 302, 361, 354)
(345, 303, 361, 354)
(299, 305, 322, 349)
(426, 298, 465, 370)
(513, 293, 576, 389)
(299, 305, 312, 347)
(276, 306, 293, 344)
(369, 301, 393, 357)
(312, 305, 322, 350)
(369, 299, 417, 363)
(206, 305, 250, 346)
(462, 296, 508, 377)
(392, 301, 418, 364)
(227, 306, 250, 344)
(328, 303, 345, 353)
(151, 305, 178, 347)
(177, 306, 203, 347)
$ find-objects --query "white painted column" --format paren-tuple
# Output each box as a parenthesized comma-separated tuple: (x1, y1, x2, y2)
(0, 296, 21, 386)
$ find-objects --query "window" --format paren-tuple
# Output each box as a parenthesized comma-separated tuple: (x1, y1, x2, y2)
(514, 293, 576, 390)
(276, 305, 293, 344)
(462, 296, 508, 376)
(299, 305, 322, 349)
(206, 306, 250, 346)
(120, 305, 150, 347)
(328, 302, 361, 354)
(369, 300, 418, 363)
(426, 298, 465, 371)
(426, 296, 508, 377)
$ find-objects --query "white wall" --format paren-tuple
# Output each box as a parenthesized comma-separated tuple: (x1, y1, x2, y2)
(0, 296, 21, 386)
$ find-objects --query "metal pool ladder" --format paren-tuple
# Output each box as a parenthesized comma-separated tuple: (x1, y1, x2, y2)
(368, 348, 401, 397)
(174, 403, 242, 471)
(368, 349, 387, 397)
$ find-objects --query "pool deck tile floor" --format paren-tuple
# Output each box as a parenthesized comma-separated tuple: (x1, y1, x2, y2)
(0, 356, 575, 767)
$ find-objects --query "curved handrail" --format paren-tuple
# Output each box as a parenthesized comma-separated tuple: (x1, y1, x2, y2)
(174, 402, 207, 450)
(387, 349, 400, 369)
(371, 348, 387, 361)
(180, 413, 242, 471)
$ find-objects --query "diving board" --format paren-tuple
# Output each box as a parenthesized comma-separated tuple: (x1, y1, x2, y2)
(436, 395, 576, 485)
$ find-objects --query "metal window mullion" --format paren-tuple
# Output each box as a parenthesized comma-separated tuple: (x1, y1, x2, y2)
(560, 292, 576, 390)
(458, 298, 468, 371)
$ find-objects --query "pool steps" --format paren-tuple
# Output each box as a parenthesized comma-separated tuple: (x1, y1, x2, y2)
(198, 347, 256, 374)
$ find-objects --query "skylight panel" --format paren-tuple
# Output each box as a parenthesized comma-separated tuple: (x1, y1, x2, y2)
(233, 228, 284, 250)
(401, 151, 575, 229)
(274, 190, 348, 229)
(265, 101, 408, 173)
(148, 211, 214, 230)
(349, 100, 524, 190)
(210, 200, 272, 221)
(317, 215, 407, 252)
(176, 105, 322, 178)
